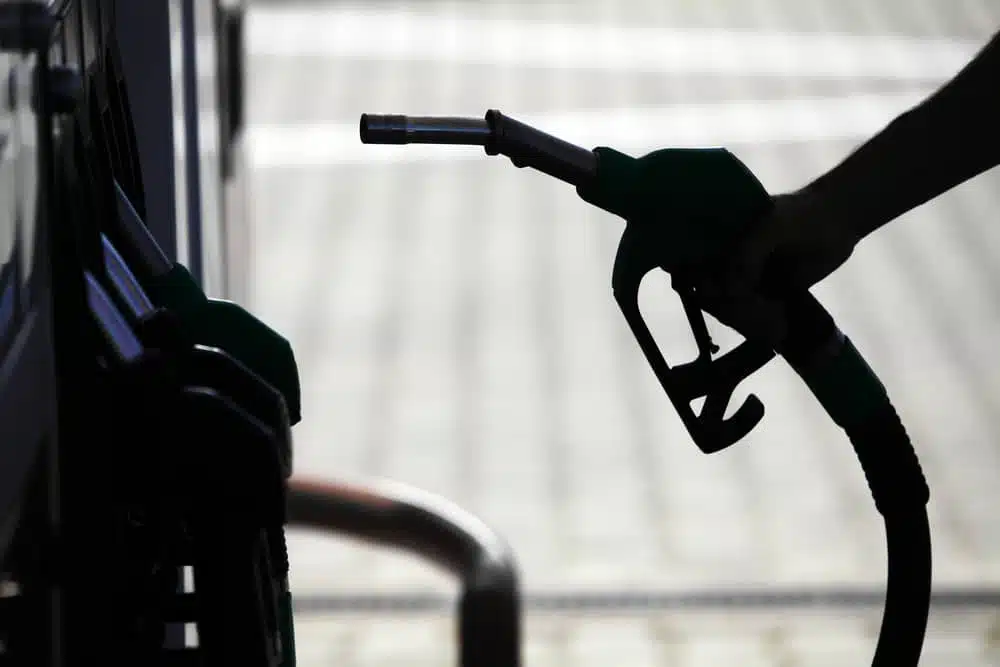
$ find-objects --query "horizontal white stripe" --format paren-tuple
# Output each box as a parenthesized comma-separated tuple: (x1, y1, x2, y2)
(245, 7, 980, 80)
(4, 92, 933, 164)
(246, 91, 933, 168)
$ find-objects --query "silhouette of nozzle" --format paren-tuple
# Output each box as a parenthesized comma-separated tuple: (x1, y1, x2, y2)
(361, 109, 598, 187)
(359, 114, 491, 146)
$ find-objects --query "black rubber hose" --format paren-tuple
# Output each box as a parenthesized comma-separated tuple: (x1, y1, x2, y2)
(846, 405, 931, 667)
(777, 292, 931, 667)
(877, 509, 932, 665)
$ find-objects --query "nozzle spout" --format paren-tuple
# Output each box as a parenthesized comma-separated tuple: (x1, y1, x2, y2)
(359, 114, 491, 145)
(359, 109, 598, 188)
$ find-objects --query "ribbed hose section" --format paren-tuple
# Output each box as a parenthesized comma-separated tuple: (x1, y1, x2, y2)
(846, 404, 931, 667)
(272, 489, 296, 667)
(847, 404, 929, 515)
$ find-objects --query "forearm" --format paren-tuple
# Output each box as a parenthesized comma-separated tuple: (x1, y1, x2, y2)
(799, 29, 1000, 240)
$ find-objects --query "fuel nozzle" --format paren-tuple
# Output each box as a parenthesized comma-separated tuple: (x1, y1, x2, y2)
(104, 180, 302, 426)
(360, 109, 598, 188)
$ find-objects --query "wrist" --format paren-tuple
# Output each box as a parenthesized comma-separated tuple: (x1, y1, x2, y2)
(784, 185, 863, 247)
(792, 107, 925, 245)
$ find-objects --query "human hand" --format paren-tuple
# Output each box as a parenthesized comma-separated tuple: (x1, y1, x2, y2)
(696, 190, 859, 346)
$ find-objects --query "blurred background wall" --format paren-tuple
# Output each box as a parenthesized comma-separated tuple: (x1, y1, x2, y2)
(240, 1, 1000, 664)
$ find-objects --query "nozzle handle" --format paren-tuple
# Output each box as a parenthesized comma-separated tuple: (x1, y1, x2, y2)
(483, 109, 597, 187)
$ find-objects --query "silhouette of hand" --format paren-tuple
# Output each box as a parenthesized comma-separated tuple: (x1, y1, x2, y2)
(696, 191, 859, 346)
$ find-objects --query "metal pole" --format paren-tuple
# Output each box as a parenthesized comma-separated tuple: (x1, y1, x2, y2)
(113, 0, 179, 263)
(180, 0, 204, 286)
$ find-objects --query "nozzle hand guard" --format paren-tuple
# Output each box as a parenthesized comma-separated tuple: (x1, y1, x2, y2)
(579, 144, 779, 452)
(612, 226, 774, 453)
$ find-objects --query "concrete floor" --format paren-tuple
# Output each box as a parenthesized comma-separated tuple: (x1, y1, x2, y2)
(241, 0, 1000, 664)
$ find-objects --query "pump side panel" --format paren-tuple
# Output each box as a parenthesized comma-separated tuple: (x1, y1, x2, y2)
(0, 19, 66, 566)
